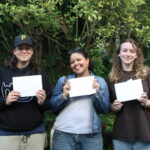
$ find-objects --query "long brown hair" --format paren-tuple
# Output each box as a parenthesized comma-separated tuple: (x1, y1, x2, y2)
(109, 38, 148, 83)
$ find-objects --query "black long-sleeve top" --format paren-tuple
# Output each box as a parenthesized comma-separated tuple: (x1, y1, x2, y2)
(0, 65, 51, 132)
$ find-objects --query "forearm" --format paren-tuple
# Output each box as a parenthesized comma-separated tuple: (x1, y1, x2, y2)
(93, 79, 110, 113)
(50, 94, 70, 113)
(93, 90, 110, 114)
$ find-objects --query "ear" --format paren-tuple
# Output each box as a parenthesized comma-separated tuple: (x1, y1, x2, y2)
(13, 49, 16, 55)
(86, 58, 89, 64)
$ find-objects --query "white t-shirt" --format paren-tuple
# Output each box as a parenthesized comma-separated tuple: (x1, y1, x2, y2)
(54, 97, 94, 134)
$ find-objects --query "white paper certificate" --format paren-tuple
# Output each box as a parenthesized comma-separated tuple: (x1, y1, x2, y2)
(114, 79, 143, 102)
(69, 76, 96, 97)
(13, 75, 42, 97)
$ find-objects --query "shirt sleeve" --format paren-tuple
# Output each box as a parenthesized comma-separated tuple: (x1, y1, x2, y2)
(0, 78, 7, 110)
(49, 76, 70, 114)
(106, 79, 117, 103)
(146, 70, 150, 98)
(38, 73, 51, 112)
(92, 77, 110, 114)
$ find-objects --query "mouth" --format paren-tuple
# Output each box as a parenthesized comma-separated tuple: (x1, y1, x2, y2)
(20, 54, 29, 57)
(124, 57, 132, 61)
(73, 65, 81, 71)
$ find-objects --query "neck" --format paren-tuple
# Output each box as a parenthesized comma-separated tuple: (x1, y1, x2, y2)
(122, 63, 133, 71)
(77, 70, 90, 78)
(17, 61, 29, 69)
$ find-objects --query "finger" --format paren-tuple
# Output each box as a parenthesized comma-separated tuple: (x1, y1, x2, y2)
(93, 80, 98, 87)
(114, 100, 121, 105)
(37, 93, 44, 99)
(37, 89, 45, 94)
(141, 92, 148, 98)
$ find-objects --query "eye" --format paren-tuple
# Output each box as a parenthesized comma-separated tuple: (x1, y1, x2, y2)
(76, 58, 81, 61)
(120, 49, 127, 52)
(17, 46, 32, 50)
(130, 49, 136, 53)
(70, 61, 74, 64)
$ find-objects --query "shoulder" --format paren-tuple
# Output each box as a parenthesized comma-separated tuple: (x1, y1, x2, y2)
(145, 69, 150, 82)
(57, 76, 66, 82)
(94, 75, 105, 81)
(56, 75, 69, 85)
(0, 66, 10, 73)
(66, 74, 76, 79)
(55, 74, 75, 85)
(92, 73, 108, 89)
(92, 73, 106, 83)
(0, 66, 7, 70)
(0, 66, 11, 80)
(146, 69, 150, 76)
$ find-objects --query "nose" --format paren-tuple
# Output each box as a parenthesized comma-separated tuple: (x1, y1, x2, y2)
(20, 49, 28, 53)
(73, 61, 78, 66)
(126, 51, 131, 56)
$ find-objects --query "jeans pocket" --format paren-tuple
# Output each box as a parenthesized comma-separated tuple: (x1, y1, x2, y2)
(53, 130, 64, 140)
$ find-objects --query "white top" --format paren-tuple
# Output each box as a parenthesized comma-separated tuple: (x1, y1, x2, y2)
(53, 97, 94, 134)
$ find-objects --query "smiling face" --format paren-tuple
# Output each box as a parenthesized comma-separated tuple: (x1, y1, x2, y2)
(70, 52, 90, 77)
(13, 43, 34, 68)
(118, 42, 137, 71)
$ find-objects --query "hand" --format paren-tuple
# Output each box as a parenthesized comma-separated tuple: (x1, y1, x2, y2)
(137, 92, 148, 106)
(62, 81, 70, 98)
(6, 91, 20, 105)
(111, 100, 123, 112)
(36, 89, 46, 105)
(93, 79, 100, 92)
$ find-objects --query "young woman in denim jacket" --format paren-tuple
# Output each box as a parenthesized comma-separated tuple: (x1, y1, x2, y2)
(50, 48, 110, 150)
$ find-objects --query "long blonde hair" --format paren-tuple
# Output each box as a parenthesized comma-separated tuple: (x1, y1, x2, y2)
(109, 38, 148, 83)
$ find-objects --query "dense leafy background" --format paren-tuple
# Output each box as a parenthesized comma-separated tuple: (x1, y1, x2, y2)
(0, 0, 150, 149)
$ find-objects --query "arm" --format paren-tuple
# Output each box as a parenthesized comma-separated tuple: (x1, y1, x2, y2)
(92, 77, 110, 114)
(0, 98, 7, 110)
(0, 77, 19, 110)
(37, 74, 51, 112)
(0, 75, 7, 110)
(144, 71, 150, 108)
(106, 79, 124, 113)
(49, 76, 70, 113)
(111, 100, 123, 112)
(0, 90, 20, 110)
(137, 70, 150, 108)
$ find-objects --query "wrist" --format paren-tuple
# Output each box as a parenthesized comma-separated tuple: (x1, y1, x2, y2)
(5, 100, 11, 106)
(144, 100, 149, 108)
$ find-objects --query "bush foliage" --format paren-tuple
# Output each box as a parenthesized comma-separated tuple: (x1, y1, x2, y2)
(0, 0, 150, 149)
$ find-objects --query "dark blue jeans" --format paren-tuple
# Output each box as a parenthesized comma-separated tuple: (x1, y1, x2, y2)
(52, 130, 103, 150)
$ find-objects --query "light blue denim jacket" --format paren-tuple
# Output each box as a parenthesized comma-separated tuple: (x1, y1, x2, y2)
(50, 73, 110, 133)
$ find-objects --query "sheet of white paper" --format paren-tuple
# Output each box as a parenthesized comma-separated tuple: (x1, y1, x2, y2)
(114, 79, 143, 102)
(69, 76, 96, 97)
(13, 75, 42, 97)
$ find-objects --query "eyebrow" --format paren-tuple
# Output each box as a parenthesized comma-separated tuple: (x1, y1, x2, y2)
(121, 48, 135, 50)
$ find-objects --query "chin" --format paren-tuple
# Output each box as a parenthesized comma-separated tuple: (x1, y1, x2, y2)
(21, 59, 29, 62)
(19, 60, 30, 64)
(125, 61, 134, 65)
